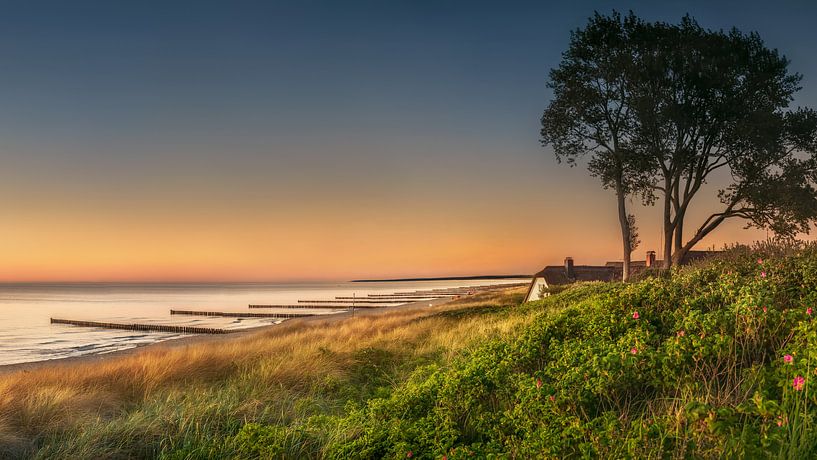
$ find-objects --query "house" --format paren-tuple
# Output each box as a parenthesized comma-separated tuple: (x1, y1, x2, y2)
(604, 251, 660, 271)
(524, 251, 659, 303)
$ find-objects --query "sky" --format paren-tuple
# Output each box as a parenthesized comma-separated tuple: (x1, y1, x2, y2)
(1, 0, 816, 282)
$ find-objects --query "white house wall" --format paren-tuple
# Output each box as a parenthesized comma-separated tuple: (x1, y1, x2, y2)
(525, 277, 548, 302)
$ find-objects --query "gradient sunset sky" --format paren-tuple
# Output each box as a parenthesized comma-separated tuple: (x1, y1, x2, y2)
(2, 1, 816, 282)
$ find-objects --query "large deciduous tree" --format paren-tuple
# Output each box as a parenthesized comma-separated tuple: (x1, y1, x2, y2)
(630, 16, 817, 267)
(542, 12, 817, 274)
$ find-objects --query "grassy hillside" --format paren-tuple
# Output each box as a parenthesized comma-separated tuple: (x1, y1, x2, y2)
(0, 287, 530, 458)
(228, 244, 817, 459)
(4, 244, 817, 458)
(311, 245, 817, 459)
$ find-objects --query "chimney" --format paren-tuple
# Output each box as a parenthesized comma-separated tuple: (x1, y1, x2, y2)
(646, 250, 656, 268)
(565, 257, 575, 278)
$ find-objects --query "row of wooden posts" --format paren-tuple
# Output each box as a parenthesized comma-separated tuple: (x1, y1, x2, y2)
(50, 318, 233, 334)
(169, 309, 317, 318)
(50, 282, 527, 335)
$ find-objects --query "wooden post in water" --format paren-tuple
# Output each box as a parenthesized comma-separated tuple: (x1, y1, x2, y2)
(50, 318, 232, 334)
(169, 309, 319, 319)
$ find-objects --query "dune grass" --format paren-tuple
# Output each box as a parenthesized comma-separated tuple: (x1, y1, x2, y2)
(313, 243, 817, 459)
(0, 287, 528, 458)
(10, 243, 816, 459)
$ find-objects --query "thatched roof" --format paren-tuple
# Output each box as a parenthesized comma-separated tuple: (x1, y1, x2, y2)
(526, 250, 722, 301)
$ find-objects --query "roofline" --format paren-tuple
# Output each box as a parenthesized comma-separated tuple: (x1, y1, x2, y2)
(532, 264, 617, 277)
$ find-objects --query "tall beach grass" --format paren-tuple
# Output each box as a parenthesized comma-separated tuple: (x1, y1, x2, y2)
(0, 287, 527, 458)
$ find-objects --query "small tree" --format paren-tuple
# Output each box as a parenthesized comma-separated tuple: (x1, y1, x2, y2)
(627, 213, 640, 255)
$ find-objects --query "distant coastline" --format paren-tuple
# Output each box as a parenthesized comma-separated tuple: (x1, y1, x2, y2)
(351, 275, 530, 283)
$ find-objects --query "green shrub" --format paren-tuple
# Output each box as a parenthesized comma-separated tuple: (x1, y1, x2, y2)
(307, 246, 817, 459)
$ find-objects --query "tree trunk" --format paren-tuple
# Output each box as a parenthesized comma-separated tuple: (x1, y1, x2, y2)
(672, 208, 685, 265)
(661, 177, 674, 269)
(616, 183, 631, 282)
(674, 212, 684, 254)
(676, 199, 739, 265)
(672, 245, 688, 266)
(662, 226, 673, 270)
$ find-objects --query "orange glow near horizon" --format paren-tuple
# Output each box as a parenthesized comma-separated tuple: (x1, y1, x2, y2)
(0, 149, 793, 283)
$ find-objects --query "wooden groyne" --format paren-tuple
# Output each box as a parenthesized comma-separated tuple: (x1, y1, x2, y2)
(249, 303, 379, 309)
(249, 304, 349, 309)
(246, 283, 526, 313)
(332, 297, 410, 303)
(403, 284, 527, 295)
(366, 294, 454, 298)
(170, 309, 319, 318)
(297, 299, 407, 304)
(364, 295, 453, 299)
(50, 318, 231, 334)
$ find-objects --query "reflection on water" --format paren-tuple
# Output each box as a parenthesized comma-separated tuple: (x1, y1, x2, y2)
(0, 280, 524, 365)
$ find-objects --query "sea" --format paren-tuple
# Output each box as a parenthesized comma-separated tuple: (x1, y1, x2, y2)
(0, 279, 525, 366)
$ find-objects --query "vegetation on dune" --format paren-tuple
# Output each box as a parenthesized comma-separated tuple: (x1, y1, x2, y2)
(232, 243, 817, 459)
(0, 288, 529, 459)
(6, 243, 817, 458)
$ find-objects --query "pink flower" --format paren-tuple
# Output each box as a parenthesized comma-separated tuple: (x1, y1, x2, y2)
(758, 258, 763, 264)
(406, 451, 412, 458)
(793, 375, 805, 391)
(760, 271, 767, 278)
(632, 311, 640, 319)
(784, 354, 793, 364)
(535, 378, 542, 389)
(808, 307, 813, 316)
(676, 330, 685, 337)
(630, 347, 638, 355)
(762, 306, 768, 313)
(548, 395, 555, 402)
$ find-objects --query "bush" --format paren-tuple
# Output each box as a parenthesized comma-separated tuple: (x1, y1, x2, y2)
(301, 245, 817, 458)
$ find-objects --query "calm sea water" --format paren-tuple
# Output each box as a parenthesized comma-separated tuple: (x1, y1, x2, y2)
(0, 279, 524, 366)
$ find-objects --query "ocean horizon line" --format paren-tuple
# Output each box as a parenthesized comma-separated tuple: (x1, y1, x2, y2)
(0, 275, 531, 287)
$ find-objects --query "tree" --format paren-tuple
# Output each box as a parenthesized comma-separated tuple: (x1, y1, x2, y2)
(541, 12, 652, 281)
(628, 16, 817, 267)
(543, 12, 817, 273)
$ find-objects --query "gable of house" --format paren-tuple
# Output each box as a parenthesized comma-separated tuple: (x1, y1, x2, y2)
(525, 265, 619, 302)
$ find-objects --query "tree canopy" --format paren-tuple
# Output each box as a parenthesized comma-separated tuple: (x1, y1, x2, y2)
(541, 11, 817, 270)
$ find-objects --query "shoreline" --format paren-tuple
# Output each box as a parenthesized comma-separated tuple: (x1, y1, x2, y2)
(0, 296, 455, 375)
(351, 275, 530, 282)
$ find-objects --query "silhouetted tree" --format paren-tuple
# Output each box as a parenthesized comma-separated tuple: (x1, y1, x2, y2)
(541, 12, 652, 281)
(629, 15, 817, 267)
(543, 12, 817, 271)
